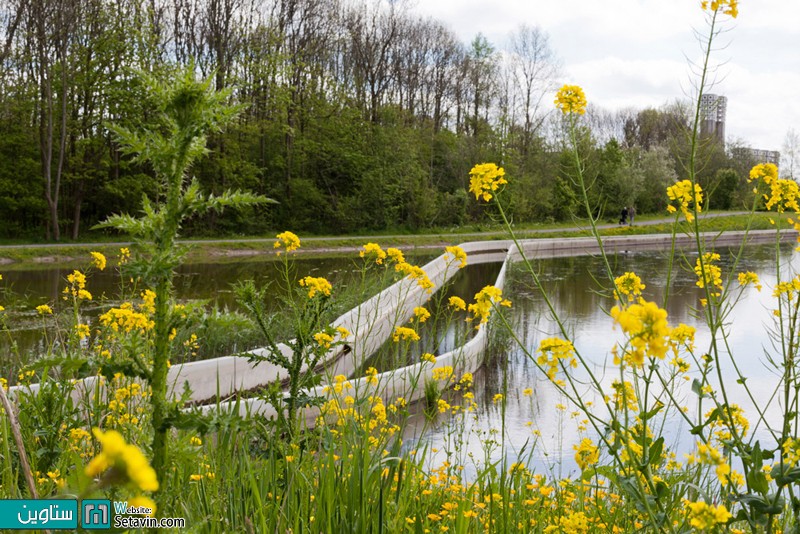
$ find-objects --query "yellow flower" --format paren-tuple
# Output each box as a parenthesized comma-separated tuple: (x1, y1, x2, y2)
(737, 271, 762, 291)
(76, 324, 91, 339)
(536, 337, 577, 379)
(36, 304, 53, 315)
(448, 296, 466, 311)
(666, 179, 703, 222)
(764, 178, 800, 213)
(365, 366, 379, 385)
(614, 272, 646, 302)
(523, 388, 533, 396)
(299, 276, 332, 298)
(610, 299, 670, 366)
(395, 262, 434, 292)
(421, 353, 437, 364)
(118, 247, 131, 265)
(90, 251, 107, 271)
(749, 162, 778, 184)
(493, 393, 504, 404)
(360, 243, 387, 264)
(386, 248, 405, 264)
(468, 163, 507, 202)
(85, 428, 159, 492)
(694, 252, 723, 296)
(611, 380, 638, 412)
(412, 306, 430, 323)
(190, 436, 202, 446)
(274, 231, 300, 254)
(573, 438, 599, 470)
(189, 474, 203, 481)
(444, 245, 467, 268)
(392, 326, 420, 343)
(687, 501, 732, 529)
(701, 0, 738, 18)
(554, 84, 587, 115)
(467, 285, 510, 327)
(314, 332, 334, 348)
(336, 326, 350, 339)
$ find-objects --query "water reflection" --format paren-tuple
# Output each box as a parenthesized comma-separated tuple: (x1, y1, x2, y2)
(411, 243, 799, 476)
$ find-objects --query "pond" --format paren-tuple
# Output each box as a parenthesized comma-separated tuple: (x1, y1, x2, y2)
(410, 242, 798, 476)
(0, 253, 436, 377)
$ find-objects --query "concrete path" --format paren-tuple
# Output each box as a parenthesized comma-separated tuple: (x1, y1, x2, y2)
(0, 211, 750, 251)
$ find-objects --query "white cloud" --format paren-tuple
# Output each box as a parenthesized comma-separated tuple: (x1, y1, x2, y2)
(409, 0, 799, 153)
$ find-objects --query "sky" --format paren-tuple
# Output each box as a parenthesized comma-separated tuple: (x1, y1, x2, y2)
(410, 0, 799, 153)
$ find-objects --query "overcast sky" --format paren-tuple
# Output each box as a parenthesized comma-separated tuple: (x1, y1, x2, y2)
(411, 0, 798, 152)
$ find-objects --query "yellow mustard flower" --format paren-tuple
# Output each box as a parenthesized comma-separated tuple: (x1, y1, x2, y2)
(536, 337, 577, 379)
(274, 231, 300, 254)
(701, 0, 738, 18)
(36, 304, 53, 315)
(610, 299, 670, 366)
(90, 251, 107, 271)
(467, 285, 511, 327)
(444, 245, 467, 268)
(118, 247, 131, 266)
(386, 247, 405, 264)
(395, 262, 434, 292)
(694, 252, 723, 296)
(412, 306, 431, 323)
(554, 84, 587, 115)
(614, 272, 646, 302)
(737, 271, 762, 291)
(76, 324, 91, 339)
(85, 428, 158, 492)
(687, 501, 732, 529)
(360, 243, 387, 264)
(573, 438, 599, 470)
(314, 332, 334, 349)
(392, 326, 420, 343)
(749, 162, 778, 184)
(666, 179, 703, 222)
(299, 276, 332, 298)
(468, 163, 507, 202)
(448, 296, 466, 311)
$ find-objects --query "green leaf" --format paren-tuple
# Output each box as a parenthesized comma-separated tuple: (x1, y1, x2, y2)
(648, 437, 664, 466)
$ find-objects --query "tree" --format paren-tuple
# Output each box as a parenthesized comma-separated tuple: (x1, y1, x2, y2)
(508, 24, 558, 152)
(782, 128, 798, 180)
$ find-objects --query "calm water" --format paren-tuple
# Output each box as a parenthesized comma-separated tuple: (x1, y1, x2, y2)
(0, 253, 432, 376)
(413, 243, 798, 475)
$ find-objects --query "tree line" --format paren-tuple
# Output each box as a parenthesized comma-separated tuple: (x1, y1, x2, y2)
(0, 0, 762, 240)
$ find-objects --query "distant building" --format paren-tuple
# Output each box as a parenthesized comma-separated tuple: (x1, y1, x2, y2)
(747, 148, 781, 167)
(699, 94, 727, 145)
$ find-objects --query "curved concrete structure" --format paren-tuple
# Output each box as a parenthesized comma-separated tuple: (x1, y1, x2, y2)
(10, 229, 794, 424)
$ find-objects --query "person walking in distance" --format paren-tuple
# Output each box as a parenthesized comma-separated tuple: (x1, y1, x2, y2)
(628, 205, 636, 225)
(619, 206, 628, 225)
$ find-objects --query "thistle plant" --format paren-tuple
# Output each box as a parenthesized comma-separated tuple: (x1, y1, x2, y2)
(98, 69, 267, 486)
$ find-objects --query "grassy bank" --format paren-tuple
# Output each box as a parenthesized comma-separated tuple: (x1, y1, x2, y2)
(0, 211, 779, 268)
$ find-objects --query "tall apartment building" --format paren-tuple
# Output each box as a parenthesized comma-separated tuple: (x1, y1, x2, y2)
(747, 148, 781, 167)
(699, 93, 727, 145)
